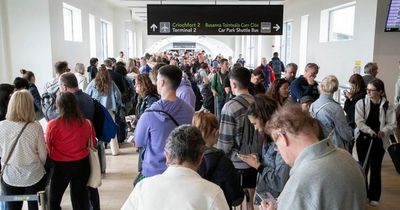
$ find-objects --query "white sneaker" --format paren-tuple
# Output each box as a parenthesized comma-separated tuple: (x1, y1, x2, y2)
(369, 200, 379, 207)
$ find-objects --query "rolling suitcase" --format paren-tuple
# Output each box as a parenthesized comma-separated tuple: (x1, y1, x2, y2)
(387, 134, 400, 174)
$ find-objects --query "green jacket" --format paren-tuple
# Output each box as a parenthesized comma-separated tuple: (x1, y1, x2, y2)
(210, 71, 225, 98)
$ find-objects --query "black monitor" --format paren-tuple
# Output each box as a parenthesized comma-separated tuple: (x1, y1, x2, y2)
(385, 0, 400, 32)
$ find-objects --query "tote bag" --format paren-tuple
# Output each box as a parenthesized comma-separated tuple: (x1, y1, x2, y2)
(87, 121, 102, 188)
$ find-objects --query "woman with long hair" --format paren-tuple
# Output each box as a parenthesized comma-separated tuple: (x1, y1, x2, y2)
(239, 94, 290, 202)
(127, 58, 140, 81)
(0, 90, 47, 210)
(86, 64, 121, 156)
(344, 74, 366, 152)
(355, 78, 396, 207)
(193, 111, 244, 207)
(46, 92, 95, 210)
(135, 74, 159, 119)
(20, 69, 41, 116)
(267, 78, 290, 106)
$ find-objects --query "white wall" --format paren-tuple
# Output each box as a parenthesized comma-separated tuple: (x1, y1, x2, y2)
(49, 0, 130, 66)
(0, 0, 12, 83)
(113, 7, 133, 58)
(4, 0, 53, 91)
(0, 0, 131, 90)
(373, 0, 400, 102)
(284, 0, 377, 85)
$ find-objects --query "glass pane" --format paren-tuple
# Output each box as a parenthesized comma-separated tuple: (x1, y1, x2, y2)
(72, 9, 82, 42)
(63, 8, 73, 41)
(101, 22, 108, 59)
(89, 14, 96, 57)
(329, 5, 355, 41)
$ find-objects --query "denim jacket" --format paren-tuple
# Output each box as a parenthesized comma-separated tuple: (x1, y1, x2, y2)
(86, 80, 122, 112)
(310, 94, 353, 150)
(256, 140, 290, 199)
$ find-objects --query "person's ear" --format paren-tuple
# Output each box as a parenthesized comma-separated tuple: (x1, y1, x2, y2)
(231, 80, 237, 89)
(281, 130, 290, 147)
(164, 150, 171, 165)
(213, 129, 219, 139)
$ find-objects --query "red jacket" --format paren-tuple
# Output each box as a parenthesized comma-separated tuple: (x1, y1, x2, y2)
(46, 118, 96, 161)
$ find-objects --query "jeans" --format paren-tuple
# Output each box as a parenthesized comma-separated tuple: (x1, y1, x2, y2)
(48, 157, 90, 210)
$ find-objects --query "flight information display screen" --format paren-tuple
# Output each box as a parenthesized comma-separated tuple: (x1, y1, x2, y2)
(385, 0, 400, 32)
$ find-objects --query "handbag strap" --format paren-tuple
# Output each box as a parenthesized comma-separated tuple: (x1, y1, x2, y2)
(1, 122, 29, 175)
(86, 119, 95, 149)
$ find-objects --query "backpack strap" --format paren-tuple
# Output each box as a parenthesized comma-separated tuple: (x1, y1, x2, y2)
(145, 109, 179, 126)
(231, 95, 251, 109)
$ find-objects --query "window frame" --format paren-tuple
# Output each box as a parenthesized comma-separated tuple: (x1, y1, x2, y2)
(320, 1, 356, 43)
(62, 2, 82, 42)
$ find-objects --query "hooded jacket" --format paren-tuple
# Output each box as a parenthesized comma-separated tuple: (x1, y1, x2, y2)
(176, 77, 196, 109)
(198, 147, 244, 207)
(134, 98, 194, 177)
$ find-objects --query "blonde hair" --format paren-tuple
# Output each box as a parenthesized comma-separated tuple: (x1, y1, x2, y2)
(74, 63, 85, 75)
(192, 111, 218, 139)
(6, 90, 35, 122)
(320, 75, 338, 94)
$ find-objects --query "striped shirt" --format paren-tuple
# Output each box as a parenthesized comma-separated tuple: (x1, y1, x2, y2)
(217, 94, 254, 169)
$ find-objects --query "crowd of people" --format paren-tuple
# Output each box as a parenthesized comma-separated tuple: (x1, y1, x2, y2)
(0, 49, 399, 210)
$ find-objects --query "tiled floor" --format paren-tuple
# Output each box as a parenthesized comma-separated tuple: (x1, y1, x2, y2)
(61, 143, 138, 210)
(23, 143, 400, 210)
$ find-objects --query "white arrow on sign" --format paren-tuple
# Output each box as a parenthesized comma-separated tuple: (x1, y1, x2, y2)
(150, 24, 158, 31)
(273, 24, 280, 31)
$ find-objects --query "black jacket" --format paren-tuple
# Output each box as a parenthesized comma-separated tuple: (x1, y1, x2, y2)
(198, 147, 244, 207)
(344, 92, 366, 129)
(108, 69, 125, 94)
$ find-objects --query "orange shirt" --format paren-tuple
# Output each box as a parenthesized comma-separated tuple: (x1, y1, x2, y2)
(46, 118, 96, 161)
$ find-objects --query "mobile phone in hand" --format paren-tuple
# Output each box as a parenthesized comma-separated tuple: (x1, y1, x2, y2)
(255, 192, 277, 208)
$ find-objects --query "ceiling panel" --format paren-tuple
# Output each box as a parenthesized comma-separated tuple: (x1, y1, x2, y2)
(112, 0, 285, 22)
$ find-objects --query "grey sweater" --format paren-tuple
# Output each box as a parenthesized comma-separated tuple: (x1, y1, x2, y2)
(277, 138, 367, 210)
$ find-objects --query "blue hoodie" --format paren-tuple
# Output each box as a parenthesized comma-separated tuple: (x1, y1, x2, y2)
(134, 97, 194, 177)
(176, 77, 196, 110)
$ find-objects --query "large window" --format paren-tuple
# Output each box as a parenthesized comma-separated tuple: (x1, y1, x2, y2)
(62, 3, 82, 42)
(126, 30, 133, 58)
(280, 21, 293, 64)
(244, 35, 256, 68)
(320, 2, 356, 42)
(100, 20, 113, 60)
(89, 14, 96, 57)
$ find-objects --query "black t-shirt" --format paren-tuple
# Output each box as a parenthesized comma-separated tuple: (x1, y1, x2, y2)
(366, 100, 381, 133)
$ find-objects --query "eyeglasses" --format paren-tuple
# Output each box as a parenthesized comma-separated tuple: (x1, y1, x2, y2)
(367, 89, 377, 92)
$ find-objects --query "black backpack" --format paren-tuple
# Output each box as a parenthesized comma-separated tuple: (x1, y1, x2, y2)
(121, 77, 132, 103)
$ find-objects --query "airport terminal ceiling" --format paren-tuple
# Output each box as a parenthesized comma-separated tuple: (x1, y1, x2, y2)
(110, 0, 286, 23)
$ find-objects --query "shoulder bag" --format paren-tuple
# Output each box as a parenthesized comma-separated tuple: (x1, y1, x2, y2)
(86, 120, 102, 188)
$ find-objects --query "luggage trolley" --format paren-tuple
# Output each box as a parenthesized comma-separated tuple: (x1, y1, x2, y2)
(0, 191, 46, 210)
